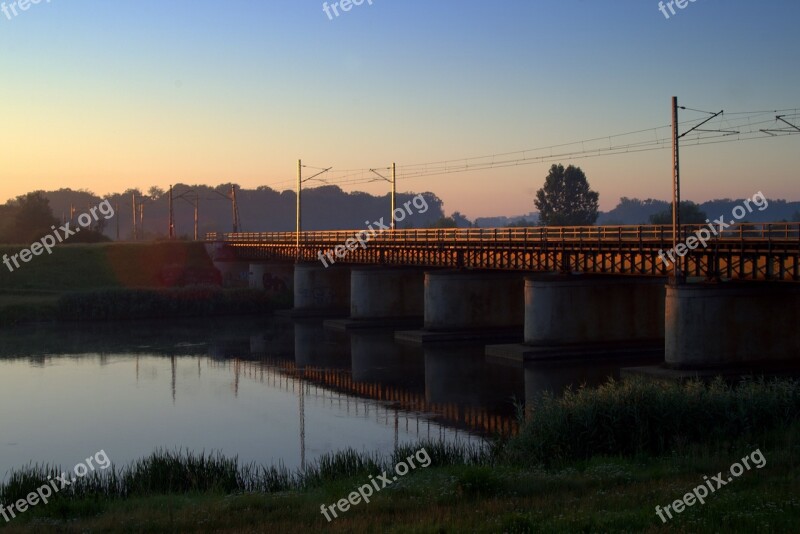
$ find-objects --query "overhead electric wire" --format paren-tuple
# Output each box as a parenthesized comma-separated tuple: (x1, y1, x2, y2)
(251, 108, 799, 191)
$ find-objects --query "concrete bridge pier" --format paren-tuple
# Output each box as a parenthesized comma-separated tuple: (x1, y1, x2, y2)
(214, 261, 250, 288)
(292, 263, 351, 317)
(487, 274, 666, 362)
(665, 282, 800, 369)
(396, 270, 525, 344)
(205, 243, 249, 288)
(249, 262, 294, 294)
(326, 267, 425, 330)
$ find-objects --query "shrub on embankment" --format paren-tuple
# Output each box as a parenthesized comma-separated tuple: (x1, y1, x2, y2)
(0, 242, 216, 292)
(55, 286, 285, 321)
(0, 242, 295, 325)
(504, 376, 800, 466)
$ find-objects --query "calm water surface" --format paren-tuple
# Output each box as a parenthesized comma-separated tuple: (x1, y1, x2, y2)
(0, 316, 647, 477)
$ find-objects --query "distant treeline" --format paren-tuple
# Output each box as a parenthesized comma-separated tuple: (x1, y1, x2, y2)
(3, 188, 799, 241)
(597, 197, 800, 226)
(34, 185, 447, 240)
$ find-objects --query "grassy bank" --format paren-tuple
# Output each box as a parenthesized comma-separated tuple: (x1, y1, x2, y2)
(0, 242, 291, 326)
(0, 242, 215, 292)
(2, 378, 798, 532)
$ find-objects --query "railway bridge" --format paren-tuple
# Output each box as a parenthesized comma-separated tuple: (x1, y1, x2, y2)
(207, 223, 800, 369)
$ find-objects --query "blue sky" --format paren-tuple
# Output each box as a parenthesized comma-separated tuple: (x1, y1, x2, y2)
(0, 0, 798, 216)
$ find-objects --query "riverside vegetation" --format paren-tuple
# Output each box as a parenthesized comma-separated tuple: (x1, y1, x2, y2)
(0, 242, 291, 326)
(1, 377, 798, 532)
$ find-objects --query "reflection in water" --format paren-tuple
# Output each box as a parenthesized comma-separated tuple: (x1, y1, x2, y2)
(424, 345, 524, 436)
(0, 315, 643, 476)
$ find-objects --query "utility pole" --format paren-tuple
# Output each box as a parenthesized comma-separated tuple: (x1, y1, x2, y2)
(132, 193, 137, 241)
(231, 184, 239, 233)
(115, 202, 119, 241)
(391, 162, 397, 230)
(194, 193, 199, 241)
(296, 160, 333, 261)
(168, 185, 175, 240)
(671, 97, 724, 284)
(296, 159, 302, 260)
(369, 163, 397, 230)
(139, 202, 144, 239)
(671, 96, 681, 284)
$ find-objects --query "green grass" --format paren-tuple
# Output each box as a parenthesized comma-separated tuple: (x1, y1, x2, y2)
(0, 242, 214, 292)
(1, 436, 797, 533)
(503, 376, 800, 466)
(0, 242, 291, 326)
(1, 378, 798, 532)
(55, 287, 282, 321)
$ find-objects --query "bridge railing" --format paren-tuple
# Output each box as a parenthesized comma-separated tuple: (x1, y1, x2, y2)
(206, 223, 800, 244)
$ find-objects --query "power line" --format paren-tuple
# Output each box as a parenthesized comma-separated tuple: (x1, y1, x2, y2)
(252, 108, 799, 191)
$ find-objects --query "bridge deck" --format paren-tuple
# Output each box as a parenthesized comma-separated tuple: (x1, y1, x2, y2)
(208, 224, 800, 282)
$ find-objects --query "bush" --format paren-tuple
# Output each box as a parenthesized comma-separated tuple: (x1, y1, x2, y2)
(504, 377, 800, 466)
(55, 287, 280, 321)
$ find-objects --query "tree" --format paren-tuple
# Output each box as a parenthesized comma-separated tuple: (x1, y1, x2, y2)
(792, 211, 800, 223)
(148, 186, 165, 199)
(649, 201, 707, 225)
(450, 211, 472, 228)
(427, 216, 457, 229)
(534, 164, 599, 226)
(9, 192, 59, 243)
(505, 219, 535, 228)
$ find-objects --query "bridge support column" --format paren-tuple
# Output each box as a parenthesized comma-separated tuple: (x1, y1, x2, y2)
(425, 270, 524, 330)
(665, 282, 800, 368)
(213, 261, 250, 288)
(351, 267, 425, 320)
(486, 274, 665, 362)
(396, 270, 524, 344)
(326, 268, 425, 330)
(293, 263, 350, 317)
(207, 243, 249, 288)
(249, 262, 294, 294)
(525, 274, 665, 345)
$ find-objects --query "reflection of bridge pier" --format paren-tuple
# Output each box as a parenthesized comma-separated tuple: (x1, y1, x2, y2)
(294, 320, 350, 369)
(424, 345, 523, 432)
(349, 330, 424, 389)
(249, 317, 295, 359)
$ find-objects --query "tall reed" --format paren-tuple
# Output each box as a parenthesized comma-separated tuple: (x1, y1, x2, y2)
(504, 376, 800, 466)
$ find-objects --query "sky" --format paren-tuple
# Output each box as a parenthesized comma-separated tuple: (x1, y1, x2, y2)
(0, 0, 798, 218)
